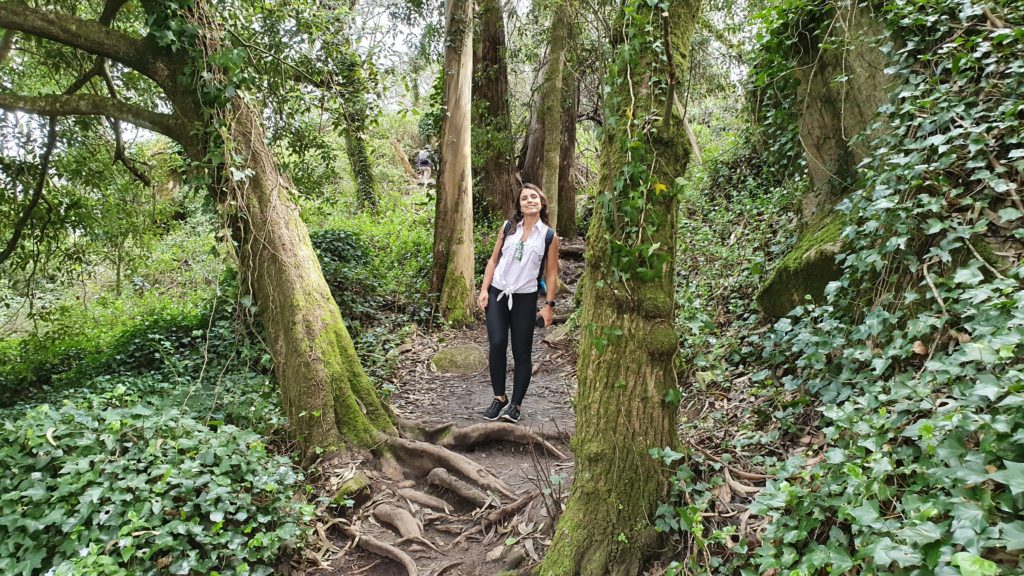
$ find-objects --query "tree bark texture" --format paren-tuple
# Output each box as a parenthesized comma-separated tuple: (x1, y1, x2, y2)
(0, 2, 395, 458)
(472, 0, 517, 220)
(336, 46, 379, 210)
(517, 62, 546, 187)
(430, 0, 476, 325)
(557, 75, 579, 240)
(537, 0, 701, 573)
(218, 103, 396, 452)
(539, 0, 571, 228)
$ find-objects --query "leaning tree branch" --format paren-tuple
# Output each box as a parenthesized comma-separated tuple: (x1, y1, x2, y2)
(98, 0, 130, 25)
(0, 93, 191, 144)
(98, 60, 152, 186)
(0, 117, 56, 267)
(0, 3, 168, 86)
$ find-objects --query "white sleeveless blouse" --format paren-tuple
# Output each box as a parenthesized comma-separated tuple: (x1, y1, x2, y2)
(492, 220, 550, 309)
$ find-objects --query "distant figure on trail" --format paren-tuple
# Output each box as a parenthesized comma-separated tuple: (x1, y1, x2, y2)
(476, 183, 560, 423)
(416, 146, 433, 183)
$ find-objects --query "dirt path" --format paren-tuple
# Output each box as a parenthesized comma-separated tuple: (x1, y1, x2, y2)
(306, 256, 585, 576)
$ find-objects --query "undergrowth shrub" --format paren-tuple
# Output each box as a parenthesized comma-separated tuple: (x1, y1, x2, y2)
(0, 389, 311, 576)
(310, 228, 377, 327)
(660, 0, 1024, 574)
(0, 287, 271, 415)
(675, 141, 802, 374)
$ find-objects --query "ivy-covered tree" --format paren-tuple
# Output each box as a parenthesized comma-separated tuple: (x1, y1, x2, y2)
(537, 0, 702, 572)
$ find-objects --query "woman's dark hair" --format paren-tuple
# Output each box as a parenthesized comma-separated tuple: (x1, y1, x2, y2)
(514, 183, 549, 224)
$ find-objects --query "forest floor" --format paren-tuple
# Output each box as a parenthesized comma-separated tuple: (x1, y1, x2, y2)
(302, 253, 587, 576)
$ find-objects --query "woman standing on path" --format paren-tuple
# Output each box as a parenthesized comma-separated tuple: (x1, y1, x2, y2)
(476, 183, 560, 423)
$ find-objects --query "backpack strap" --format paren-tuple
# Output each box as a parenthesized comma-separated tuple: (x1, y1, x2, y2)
(495, 220, 513, 263)
(537, 226, 555, 288)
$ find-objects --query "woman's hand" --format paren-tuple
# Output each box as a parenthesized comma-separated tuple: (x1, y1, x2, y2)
(477, 290, 489, 311)
(539, 303, 554, 327)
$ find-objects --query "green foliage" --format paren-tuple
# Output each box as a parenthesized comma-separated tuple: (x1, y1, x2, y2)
(675, 140, 801, 375)
(0, 391, 311, 576)
(310, 228, 375, 321)
(662, 0, 1024, 574)
(746, 0, 820, 179)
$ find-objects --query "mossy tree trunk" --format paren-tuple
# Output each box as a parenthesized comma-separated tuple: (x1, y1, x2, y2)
(218, 102, 396, 453)
(539, 0, 571, 225)
(337, 47, 379, 211)
(430, 0, 476, 325)
(537, 0, 701, 573)
(0, 1, 396, 459)
(472, 0, 517, 220)
(557, 74, 578, 240)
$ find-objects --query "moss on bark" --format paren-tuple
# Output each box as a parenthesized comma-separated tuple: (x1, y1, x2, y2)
(219, 102, 395, 459)
(756, 212, 845, 317)
(537, 0, 700, 572)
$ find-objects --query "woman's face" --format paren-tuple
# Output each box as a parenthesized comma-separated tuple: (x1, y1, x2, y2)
(519, 188, 543, 215)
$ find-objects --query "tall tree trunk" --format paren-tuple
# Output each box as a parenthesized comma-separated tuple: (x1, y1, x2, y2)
(472, 0, 517, 220)
(557, 75, 579, 240)
(537, 0, 701, 573)
(539, 0, 571, 227)
(518, 63, 546, 187)
(191, 81, 396, 459)
(337, 47, 379, 210)
(430, 0, 476, 325)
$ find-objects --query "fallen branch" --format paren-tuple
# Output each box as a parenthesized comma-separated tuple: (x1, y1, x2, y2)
(559, 244, 585, 259)
(724, 467, 761, 495)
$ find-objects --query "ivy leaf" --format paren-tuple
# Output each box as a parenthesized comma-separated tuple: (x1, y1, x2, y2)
(897, 521, 942, 546)
(950, 552, 999, 576)
(952, 262, 984, 286)
(868, 537, 922, 569)
(664, 387, 682, 407)
(996, 207, 1023, 221)
(998, 521, 1024, 551)
(988, 461, 1024, 495)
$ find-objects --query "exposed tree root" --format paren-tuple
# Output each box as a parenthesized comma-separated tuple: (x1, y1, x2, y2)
(372, 503, 422, 539)
(342, 525, 417, 576)
(440, 423, 567, 459)
(396, 487, 451, 513)
(398, 419, 569, 458)
(428, 467, 494, 508)
(326, 423, 558, 572)
(387, 435, 518, 499)
(448, 491, 541, 547)
(369, 504, 443, 554)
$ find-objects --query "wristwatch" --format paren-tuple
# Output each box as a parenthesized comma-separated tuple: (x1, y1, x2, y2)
(545, 300, 556, 308)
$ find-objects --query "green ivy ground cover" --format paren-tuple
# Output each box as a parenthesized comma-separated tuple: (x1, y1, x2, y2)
(0, 390, 312, 576)
(659, 0, 1024, 574)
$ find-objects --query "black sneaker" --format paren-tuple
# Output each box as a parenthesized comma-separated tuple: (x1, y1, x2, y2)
(500, 403, 521, 423)
(483, 397, 508, 420)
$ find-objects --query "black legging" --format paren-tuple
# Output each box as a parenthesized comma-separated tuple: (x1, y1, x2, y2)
(485, 286, 537, 406)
